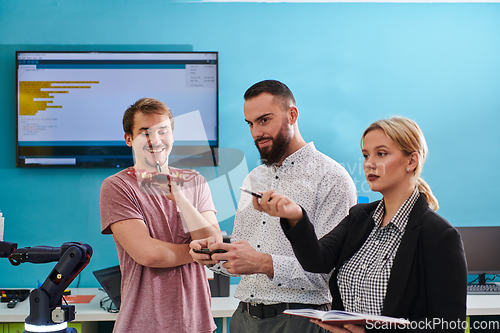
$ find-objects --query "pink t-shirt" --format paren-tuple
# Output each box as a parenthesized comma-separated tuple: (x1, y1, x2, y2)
(100, 167, 217, 333)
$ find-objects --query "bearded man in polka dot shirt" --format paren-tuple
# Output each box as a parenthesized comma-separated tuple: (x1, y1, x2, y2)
(191, 80, 357, 333)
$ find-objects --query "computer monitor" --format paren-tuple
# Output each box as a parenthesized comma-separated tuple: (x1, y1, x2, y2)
(456, 226, 500, 284)
(93, 265, 122, 309)
(16, 51, 218, 168)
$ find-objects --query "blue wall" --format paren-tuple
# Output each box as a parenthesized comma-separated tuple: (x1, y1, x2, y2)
(1, 1, 499, 288)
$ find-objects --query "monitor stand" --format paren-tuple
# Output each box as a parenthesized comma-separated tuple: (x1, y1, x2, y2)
(478, 273, 487, 285)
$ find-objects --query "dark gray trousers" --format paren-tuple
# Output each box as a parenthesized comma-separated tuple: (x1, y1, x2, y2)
(228, 302, 331, 333)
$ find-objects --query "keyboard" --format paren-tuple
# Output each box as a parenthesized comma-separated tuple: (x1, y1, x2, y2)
(467, 284, 500, 295)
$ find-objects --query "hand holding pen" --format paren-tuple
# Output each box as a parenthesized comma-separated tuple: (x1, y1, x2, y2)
(240, 188, 304, 227)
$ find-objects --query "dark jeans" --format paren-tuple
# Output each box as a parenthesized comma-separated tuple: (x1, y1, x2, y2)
(229, 302, 331, 333)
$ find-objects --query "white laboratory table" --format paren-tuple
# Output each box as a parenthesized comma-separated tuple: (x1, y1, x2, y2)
(2, 288, 499, 332)
(0, 286, 240, 333)
(466, 294, 500, 316)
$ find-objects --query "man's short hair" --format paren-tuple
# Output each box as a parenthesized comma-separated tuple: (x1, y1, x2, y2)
(244, 80, 296, 111)
(123, 98, 174, 135)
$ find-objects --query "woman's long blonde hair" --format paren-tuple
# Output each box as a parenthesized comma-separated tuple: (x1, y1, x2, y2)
(361, 116, 439, 211)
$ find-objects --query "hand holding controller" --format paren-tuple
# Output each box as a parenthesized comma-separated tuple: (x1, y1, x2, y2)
(193, 248, 227, 260)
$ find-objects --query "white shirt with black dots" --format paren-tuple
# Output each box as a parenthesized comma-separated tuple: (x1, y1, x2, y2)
(211, 142, 357, 305)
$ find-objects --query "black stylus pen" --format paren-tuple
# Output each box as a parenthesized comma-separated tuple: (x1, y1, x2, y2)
(239, 187, 263, 198)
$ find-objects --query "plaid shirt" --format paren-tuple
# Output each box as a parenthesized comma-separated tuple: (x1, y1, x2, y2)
(337, 189, 420, 315)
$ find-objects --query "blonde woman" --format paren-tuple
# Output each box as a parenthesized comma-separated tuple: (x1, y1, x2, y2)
(254, 117, 467, 332)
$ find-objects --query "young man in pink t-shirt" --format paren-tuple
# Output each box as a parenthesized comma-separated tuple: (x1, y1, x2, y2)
(100, 98, 222, 332)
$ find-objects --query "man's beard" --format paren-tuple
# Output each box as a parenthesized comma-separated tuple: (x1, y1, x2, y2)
(255, 120, 292, 167)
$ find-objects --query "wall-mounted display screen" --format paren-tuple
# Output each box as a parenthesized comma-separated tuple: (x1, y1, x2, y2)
(16, 51, 218, 168)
